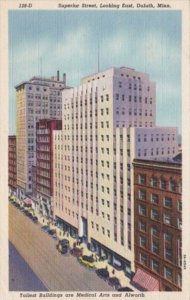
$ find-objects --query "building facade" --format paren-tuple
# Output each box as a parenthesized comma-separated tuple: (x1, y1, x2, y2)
(133, 159, 182, 291)
(52, 67, 178, 278)
(36, 119, 62, 217)
(15, 72, 67, 199)
(8, 135, 17, 196)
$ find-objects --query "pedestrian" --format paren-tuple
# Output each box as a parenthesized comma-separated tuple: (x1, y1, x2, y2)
(112, 269, 115, 275)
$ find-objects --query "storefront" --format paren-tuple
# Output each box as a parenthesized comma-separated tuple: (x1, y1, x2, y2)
(55, 216, 78, 239)
(91, 238, 132, 278)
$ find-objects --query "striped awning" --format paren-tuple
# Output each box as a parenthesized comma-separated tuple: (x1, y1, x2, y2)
(132, 268, 159, 291)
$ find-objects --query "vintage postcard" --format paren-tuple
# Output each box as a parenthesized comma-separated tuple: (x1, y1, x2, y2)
(0, 0, 190, 299)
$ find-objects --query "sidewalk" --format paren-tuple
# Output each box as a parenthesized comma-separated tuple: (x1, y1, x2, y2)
(15, 200, 137, 291)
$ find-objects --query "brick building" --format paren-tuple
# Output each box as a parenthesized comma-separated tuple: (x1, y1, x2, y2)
(8, 135, 17, 197)
(36, 119, 62, 218)
(133, 159, 182, 291)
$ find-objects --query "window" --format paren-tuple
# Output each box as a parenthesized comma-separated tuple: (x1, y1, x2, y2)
(151, 227, 159, 237)
(177, 218, 182, 229)
(138, 190, 146, 200)
(163, 213, 172, 225)
(177, 200, 182, 211)
(150, 177, 157, 187)
(139, 221, 146, 232)
(151, 259, 159, 273)
(164, 232, 173, 242)
(160, 178, 167, 189)
(151, 209, 159, 221)
(165, 248, 173, 261)
(152, 241, 159, 254)
(140, 253, 147, 265)
(140, 236, 146, 248)
(138, 174, 146, 185)
(169, 180, 176, 192)
(163, 197, 172, 208)
(164, 266, 173, 281)
(151, 193, 159, 204)
(139, 205, 146, 216)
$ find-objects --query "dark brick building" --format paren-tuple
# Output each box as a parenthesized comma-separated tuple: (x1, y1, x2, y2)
(8, 135, 17, 196)
(36, 119, 62, 218)
(132, 159, 182, 291)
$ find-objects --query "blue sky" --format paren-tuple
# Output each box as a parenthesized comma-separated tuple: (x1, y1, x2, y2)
(9, 10, 181, 134)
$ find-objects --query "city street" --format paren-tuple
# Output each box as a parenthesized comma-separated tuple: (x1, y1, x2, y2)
(9, 204, 114, 291)
(9, 242, 48, 291)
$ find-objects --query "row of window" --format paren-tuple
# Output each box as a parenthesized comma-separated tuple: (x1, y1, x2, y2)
(139, 253, 181, 286)
(117, 82, 151, 91)
(138, 222, 179, 241)
(137, 148, 176, 157)
(138, 134, 175, 143)
(138, 190, 182, 209)
(139, 236, 178, 263)
(115, 93, 152, 103)
(138, 205, 182, 228)
(138, 175, 181, 193)
(28, 85, 63, 91)
(116, 109, 153, 117)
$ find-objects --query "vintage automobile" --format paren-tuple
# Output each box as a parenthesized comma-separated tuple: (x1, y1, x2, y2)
(95, 268, 109, 281)
(78, 255, 95, 268)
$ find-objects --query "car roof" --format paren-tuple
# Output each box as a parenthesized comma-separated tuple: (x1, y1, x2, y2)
(82, 255, 94, 262)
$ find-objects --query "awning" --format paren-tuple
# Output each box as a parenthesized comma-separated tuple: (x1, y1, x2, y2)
(23, 198, 32, 206)
(132, 268, 159, 291)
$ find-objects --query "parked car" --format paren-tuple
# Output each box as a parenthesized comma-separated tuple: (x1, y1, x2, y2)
(108, 277, 121, 290)
(25, 211, 32, 217)
(19, 207, 25, 212)
(48, 229, 57, 239)
(41, 225, 50, 232)
(31, 216, 38, 223)
(78, 255, 95, 268)
(117, 287, 134, 292)
(57, 238, 69, 247)
(95, 268, 109, 280)
(28, 213, 34, 219)
(56, 240, 69, 254)
(70, 247, 83, 257)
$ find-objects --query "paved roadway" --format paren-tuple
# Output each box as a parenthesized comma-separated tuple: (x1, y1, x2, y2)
(9, 204, 113, 291)
(9, 242, 47, 291)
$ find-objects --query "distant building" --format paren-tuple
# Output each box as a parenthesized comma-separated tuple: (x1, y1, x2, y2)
(53, 66, 178, 278)
(36, 119, 62, 218)
(15, 72, 67, 200)
(8, 135, 17, 196)
(133, 159, 182, 291)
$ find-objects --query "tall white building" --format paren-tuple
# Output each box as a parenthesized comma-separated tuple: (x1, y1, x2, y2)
(53, 67, 178, 277)
(16, 72, 67, 199)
